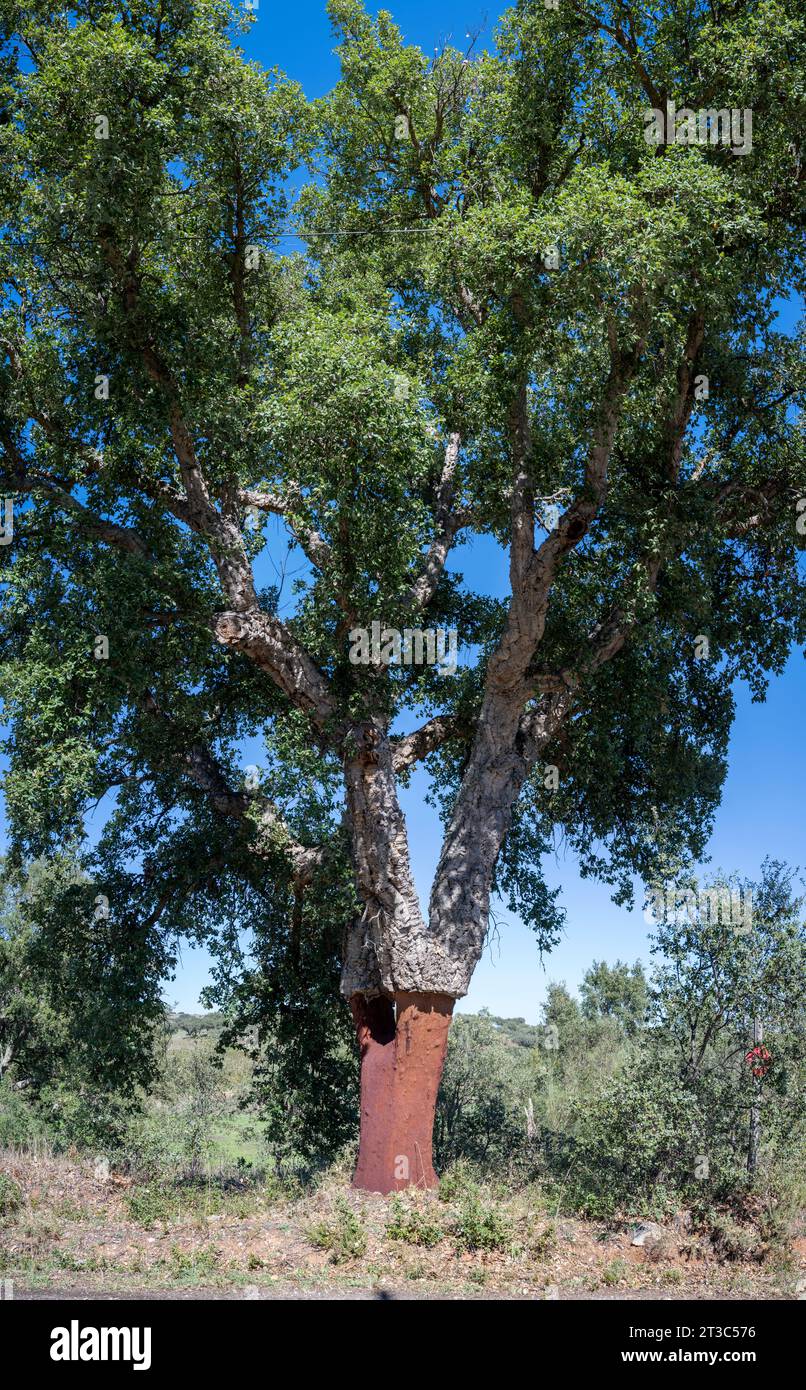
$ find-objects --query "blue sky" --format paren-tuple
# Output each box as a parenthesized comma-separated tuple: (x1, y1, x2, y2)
(4, 3, 805, 1023)
(241, 1, 494, 99)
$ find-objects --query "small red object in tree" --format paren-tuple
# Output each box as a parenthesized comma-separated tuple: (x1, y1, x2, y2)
(745, 1045, 771, 1078)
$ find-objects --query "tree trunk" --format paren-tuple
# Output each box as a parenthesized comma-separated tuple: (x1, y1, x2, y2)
(350, 990, 454, 1193)
(747, 1017, 763, 1178)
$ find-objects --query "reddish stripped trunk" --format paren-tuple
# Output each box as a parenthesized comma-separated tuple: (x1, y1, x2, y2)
(349, 990, 454, 1193)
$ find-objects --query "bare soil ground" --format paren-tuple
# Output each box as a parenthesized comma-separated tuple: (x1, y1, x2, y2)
(1, 1150, 802, 1301)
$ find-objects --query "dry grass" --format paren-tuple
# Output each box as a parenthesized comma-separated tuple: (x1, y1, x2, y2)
(0, 1149, 802, 1299)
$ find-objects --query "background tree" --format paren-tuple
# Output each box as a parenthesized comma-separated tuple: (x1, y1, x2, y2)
(207, 861, 361, 1168)
(580, 958, 648, 1034)
(433, 1010, 527, 1172)
(1, 0, 804, 1191)
(0, 854, 163, 1145)
(0, 859, 67, 1087)
(648, 861, 806, 1179)
(564, 862, 805, 1219)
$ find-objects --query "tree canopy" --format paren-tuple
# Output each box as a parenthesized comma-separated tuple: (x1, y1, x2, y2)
(0, 1, 804, 1084)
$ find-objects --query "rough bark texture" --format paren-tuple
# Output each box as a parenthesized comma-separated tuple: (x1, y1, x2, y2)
(350, 990, 454, 1193)
(425, 692, 573, 996)
(341, 722, 461, 997)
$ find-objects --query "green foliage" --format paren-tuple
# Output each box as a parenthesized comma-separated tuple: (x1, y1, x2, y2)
(0, 855, 166, 1117)
(0, 1, 802, 1111)
(169, 1245, 220, 1280)
(125, 1176, 270, 1227)
(551, 862, 806, 1220)
(527, 981, 632, 1139)
(126, 1185, 171, 1229)
(307, 1196, 368, 1262)
(528, 1221, 556, 1261)
(207, 868, 360, 1166)
(441, 864, 805, 1235)
(35, 1083, 137, 1152)
(306, 0, 806, 914)
(563, 1063, 705, 1219)
(0, 1078, 49, 1149)
(385, 1194, 444, 1247)
(580, 959, 649, 1035)
(601, 1258, 630, 1287)
(0, 1172, 23, 1216)
(437, 1159, 478, 1203)
(453, 1190, 512, 1252)
(167, 1011, 225, 1039)
(175, 1048, 226, 1179)
(707, 1213, 766, 1263)
(434, 1011, 531, 1171)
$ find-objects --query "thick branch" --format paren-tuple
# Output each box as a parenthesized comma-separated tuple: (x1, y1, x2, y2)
(29, 476, 152, 558)
(212, 608, 338, 733)
(95, 230, 342, 727)
(391, 714, 465, 773)
(488, 332, 639, 698)
(409, 432, 466, 608)
(140, 691, 327, 887)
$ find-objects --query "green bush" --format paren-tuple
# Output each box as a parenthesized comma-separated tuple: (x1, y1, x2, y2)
(0, 1081, 49, 1149)
(708, 1213, 766, 1263)
(601, 1258, 630, 1287)
(125, 1176, 272, 1227)
(527, 1220, 556, 1260)
(453, 1192, 512, 1252)
(438, 1160, 478, 1203)
(169, 1246, 220, 1279)
(0, 1172, 23, 1216)
(560, 1064, 705, 1219)
(308, 1197, 368, 1263)
(110, 1112, 181, 1180)
(126, 1186, 173, 1229)
(435, 1013, 531, 1173)
(385, 1195, 444, 1247)
(36, 1084, 136, 1152)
